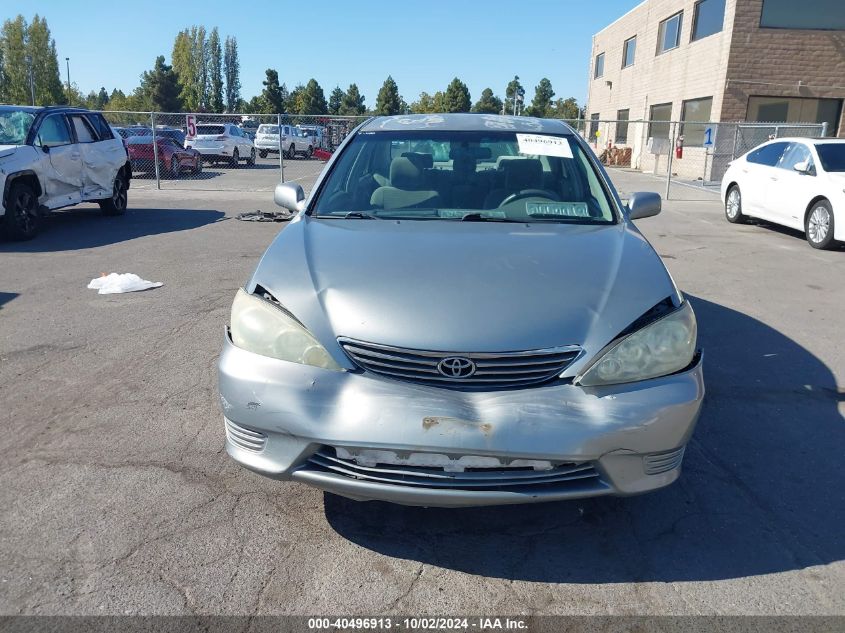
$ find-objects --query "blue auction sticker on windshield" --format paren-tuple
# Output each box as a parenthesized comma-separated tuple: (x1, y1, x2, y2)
(526, 202, 590, 217)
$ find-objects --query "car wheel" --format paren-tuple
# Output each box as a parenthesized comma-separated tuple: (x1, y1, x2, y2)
(725, 185, 745, 224)
(3, 180, 40, 240)
(231, 148, 240, 167)
(306, 145, 313, 159)
(806, 200, 835, 250)
(170, 157, 180, 178)
(259, 149, 268, 158)
(287, 144, 296, 159)
(247, 148, 256, 166)
(99, 172, 128, 216)
(194, 158, 203, 174)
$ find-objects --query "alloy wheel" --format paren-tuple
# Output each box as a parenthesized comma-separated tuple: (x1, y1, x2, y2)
(808, 206, 830, 244)
(14, 189, 36, 233)
(726, 189, 740, 219)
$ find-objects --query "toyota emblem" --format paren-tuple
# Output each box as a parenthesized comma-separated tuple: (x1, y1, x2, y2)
(437, 356, 476, 378)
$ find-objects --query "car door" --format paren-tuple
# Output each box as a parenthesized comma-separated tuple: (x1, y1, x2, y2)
(70, 113, 122, 199)
(742, 141, 789, 218)
(32, 113, 83, 208)
(766, 142, 816, 230)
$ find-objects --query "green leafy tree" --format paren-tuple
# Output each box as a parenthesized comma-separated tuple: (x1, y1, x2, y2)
(550, 96, 580, 120)
(443, 77, 471, 113)
(297, 78, 327, 115)
(0, 15, 65, 105)
(194, 26, 208, 109)
(207, 27, 223, 112)
(339, 83, 365, 115)
(223, 35, 240, 112)
(140, 55, 182, 112)
(410, 91, 435, 113)
(261, 68, 285, 113)
(505, 75, 524, 115)
(94, 86, 109, 110)
(375, 75, 402, 115)
(108, 88, 127, 110)
(0, 16, 29, 104)
(328, 86, 344, 115)
(288, 83, 304, 114)
(472, 87, 503, 114)
(527, 77, 555, 117)
(172, 29, 196, 109)
(26, 15, 64, 105)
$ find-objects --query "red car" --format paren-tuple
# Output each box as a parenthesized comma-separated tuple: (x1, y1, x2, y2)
(127, 136, 202, 178)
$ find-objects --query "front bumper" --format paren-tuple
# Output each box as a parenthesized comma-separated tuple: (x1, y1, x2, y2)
(218, 334, 704, 507)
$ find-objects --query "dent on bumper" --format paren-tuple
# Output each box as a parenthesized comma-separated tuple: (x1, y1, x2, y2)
(218, 335, 704, 506)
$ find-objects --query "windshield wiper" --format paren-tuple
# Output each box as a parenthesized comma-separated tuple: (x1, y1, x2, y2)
(460, 212, 522, 223)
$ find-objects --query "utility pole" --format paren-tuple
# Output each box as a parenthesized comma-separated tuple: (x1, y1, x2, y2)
(25, 55, 35, 105)
(65, 57, 71, 104)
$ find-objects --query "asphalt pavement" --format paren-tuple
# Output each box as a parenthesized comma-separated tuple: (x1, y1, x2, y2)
(0, 168, 843, 617)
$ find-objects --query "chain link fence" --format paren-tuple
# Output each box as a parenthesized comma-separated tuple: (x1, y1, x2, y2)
(564, 118, 827, 198)
(100, 111, 369, 192)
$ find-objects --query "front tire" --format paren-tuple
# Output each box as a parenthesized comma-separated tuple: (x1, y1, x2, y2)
(247, 148, 256, 166)
(230, 148, 240, 167)
(806, 200, 835, 250)
(287, 144, 296, 159)
(258, 149, 268, 158)
(306, 145, 313, 159)
(3, 181, 40, 240)
(99, 173, 128, 216)
(725, 185, 745, 224)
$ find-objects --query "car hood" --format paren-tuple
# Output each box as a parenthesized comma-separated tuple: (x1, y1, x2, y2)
(0, 145, 21, 159)
(249, 217, 679, 369)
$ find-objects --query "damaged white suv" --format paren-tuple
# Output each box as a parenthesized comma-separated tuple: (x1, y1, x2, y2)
(0, 105, 131, 240)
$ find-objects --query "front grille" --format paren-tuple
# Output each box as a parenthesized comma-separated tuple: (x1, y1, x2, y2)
(338, 337, 581, 389)
(643, 446, 685, 474)
(224, 418, 267, 453)
(305, 447, 603, 491)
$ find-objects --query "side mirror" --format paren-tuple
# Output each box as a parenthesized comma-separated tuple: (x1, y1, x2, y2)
(274, 182, 306, 213)
(793, 160, 811, 174)
(39, 144, 50, 153)
(627, 191, 662, 220)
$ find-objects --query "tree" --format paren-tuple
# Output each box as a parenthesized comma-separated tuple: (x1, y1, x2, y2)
(328, 86, 344, 115)
(297, 78, 327, 115)
(550, 97, 580, 121)
(527, 77, 555, 117)
(0, 16, 29, 104)
(223, 36, 240, 112)
(410, 90, 446, 114)
(261, 68, 285, 113)
(171, 29, 196, 109)
(140, 55, 182, 112)
(443, 77, 471, 113)
(94, 86, 109, 110)
(194, 26, 208, 109)
(207, 27, 223, 112)
(26, 16, 65, 105)
(505, 75, 524, 115)
(288, 83, 304, 114)
(375, 75, 402, 115)
(472, 87, 503, 114)
(0, 15, 65, 106)
(339, 83, 365, 115)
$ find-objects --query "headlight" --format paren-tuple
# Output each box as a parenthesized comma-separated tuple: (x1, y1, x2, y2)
(229, 289, 342, 371)
(577, 301, 697, 387)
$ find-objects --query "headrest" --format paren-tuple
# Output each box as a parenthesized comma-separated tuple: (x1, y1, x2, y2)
(504, 159, 543, 190)
(401, 152, 434, 170)
(452, 154, 476, 177)
(390, 157, 422, 189)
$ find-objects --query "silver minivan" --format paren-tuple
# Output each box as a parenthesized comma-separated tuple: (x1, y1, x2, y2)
(218, 114, 704, 507)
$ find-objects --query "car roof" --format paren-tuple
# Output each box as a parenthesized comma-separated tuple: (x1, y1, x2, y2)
(766, 137, 845, 144)
(0, 104, 92, 115)
(360, 113, 576, 135)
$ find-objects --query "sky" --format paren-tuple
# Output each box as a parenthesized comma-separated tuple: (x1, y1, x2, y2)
(7, 0, 642, 108)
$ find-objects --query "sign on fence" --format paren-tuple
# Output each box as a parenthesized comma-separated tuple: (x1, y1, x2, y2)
(185, 114, 197, 138)
(703, 126, 715, 148)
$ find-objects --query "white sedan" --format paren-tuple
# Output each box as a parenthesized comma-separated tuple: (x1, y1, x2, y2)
(720, 138, 845, 249)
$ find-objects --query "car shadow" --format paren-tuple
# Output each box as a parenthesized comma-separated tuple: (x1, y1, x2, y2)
(131, 170, 226, 181)
(0, 207, 227, 252)
(0, 292, 19, 309)
(743, 219, 845, 250)
(323, 294, 845, 583)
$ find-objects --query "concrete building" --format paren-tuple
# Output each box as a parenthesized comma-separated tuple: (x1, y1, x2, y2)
(585, 0, 845, 179)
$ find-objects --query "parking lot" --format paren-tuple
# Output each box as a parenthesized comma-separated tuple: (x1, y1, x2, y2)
(0, 167, 843, 617)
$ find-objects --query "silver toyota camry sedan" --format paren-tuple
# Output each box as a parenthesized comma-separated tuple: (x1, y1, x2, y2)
(218, 114, 704, 507)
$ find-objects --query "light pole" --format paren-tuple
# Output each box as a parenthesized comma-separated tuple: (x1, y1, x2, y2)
(65, 57, 71, 104)
(25, 55, 35, 105)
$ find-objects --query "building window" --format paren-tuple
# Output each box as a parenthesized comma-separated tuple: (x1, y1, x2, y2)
(657, 12, 683, 54)
(748, 96, 843, 137)
(760, 0, 845, 30)
(692, 0, 726, 41)
(594, 53, 605, 78)
(649, 103, 673, 139)
(622, 36, 636, 68)
(615, 110, 630, 144)
(589, 113, 600, 140)
(680, 97, 713, 145)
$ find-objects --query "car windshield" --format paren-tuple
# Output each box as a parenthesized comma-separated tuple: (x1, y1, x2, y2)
(312, 130, 617, 223)
(815, 144, 845, 172)
(0, 109, 36, 145)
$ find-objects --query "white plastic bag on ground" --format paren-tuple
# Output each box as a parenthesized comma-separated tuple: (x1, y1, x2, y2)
(87, 273, 163, 295)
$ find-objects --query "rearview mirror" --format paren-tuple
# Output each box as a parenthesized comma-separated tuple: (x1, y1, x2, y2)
(793, 160, 812, 174)
(627, 191, 661, 220)
(274, 182, 306, 213)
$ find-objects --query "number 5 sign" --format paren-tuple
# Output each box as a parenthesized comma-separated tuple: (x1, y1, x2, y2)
(186, 114, 197, 138)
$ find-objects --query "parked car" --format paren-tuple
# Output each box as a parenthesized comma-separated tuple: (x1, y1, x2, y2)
(721, 137, 844, 249)
(114, 125, 153, 138)
(155, 126, 187, 146)
(300, 125, 328, 151)
(218, 113, 703, 507)
(126, 136, 201, 177)
(0, 105, 131, 240)
(185, 122, 255, 166)
(254, 123, 311, 159)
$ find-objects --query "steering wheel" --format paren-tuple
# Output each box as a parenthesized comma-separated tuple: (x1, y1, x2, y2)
(498, 189, 560, 207)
